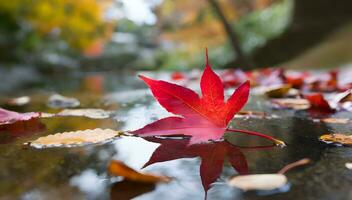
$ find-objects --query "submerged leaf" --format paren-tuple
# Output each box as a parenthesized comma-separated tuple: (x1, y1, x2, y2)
(57, 108, 112, 119)
(319, 134, 352, 146)
(27, 128, 120, 148)
(228, 174, 287, 191)
(108, 160, 171, 183)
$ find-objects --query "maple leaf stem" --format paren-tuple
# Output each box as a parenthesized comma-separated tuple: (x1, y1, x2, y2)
(226, 128, 286, 147)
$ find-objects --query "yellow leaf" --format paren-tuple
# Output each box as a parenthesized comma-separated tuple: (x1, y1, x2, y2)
(319, 134, 352, 146)
(27, 128, 120, 148)
(265, 84, 292, 98)
(108, 160, 171, 183)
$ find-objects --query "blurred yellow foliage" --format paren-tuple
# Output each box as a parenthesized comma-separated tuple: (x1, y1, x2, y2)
(0, 0, 114, 50)
(156, 0, 273, 56)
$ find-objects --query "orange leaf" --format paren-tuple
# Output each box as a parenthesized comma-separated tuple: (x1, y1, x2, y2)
(108, 160, 171, 183)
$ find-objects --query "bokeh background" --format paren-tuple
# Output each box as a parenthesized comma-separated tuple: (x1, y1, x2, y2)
(0, 0, 351, 71)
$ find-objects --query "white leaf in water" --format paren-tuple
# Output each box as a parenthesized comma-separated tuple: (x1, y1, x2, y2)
(47, 94, 80, 109)
(228, 174, 287, 191)
(27, 128, 120, 148)
(345, 163, 352, 170)
(57, 109, 112, 119)
(6, 96, 30, 106)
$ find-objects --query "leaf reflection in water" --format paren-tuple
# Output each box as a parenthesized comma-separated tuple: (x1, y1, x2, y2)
(110, 180, 155, 200)
(142, 137, 250, 196)
(0, 119, 46, 144)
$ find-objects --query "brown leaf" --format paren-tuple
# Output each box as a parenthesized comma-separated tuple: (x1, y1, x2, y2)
(27, 128, 120, 148)
(265, 84, 292, 98)
(108, 160, 171, 183)
(319, 134, 352, 146)
(228, 174, 287, 191)
(271, 98, 310, 110)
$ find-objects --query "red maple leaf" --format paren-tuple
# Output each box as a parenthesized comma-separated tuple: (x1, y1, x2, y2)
(304, 93, 334, 112)
(132, 50, 284, 146)
(142, 137, 249, 195)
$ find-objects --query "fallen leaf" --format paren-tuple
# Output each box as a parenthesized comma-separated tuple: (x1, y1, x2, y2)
(319, 134, 352, 146)
(345, 163, 352, 170)
(27, 128, 120, 148)
(108, 160, 171, 183)
(284, 71, 308, 88)
(0, 108, 40, 125)
(57, 109, 112, 119)
(319, 118, 349, 124)
(132, 50, 283, 145)
(228, 158, 309, 192)
(143, 137, 248, 194)
(236, 111, 279, 119)
(221, 69, 248, 88)
(271, 98, 310, 110)
(171, 72, 185, 81)
(47, 94, 80, 109)
(5, 96, 30, 106)
(333, 89, 352, 103)
(339, 89, 352, 103)
(304, 93, 334, 112)
(228, 174, 287, 191)
(265, 84, 292, 98)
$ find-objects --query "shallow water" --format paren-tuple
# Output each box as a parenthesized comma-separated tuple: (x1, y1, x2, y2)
(1, 71, 352, 200)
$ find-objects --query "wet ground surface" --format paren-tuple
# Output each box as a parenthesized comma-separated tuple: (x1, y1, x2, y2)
(0, 71, 352, 200)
